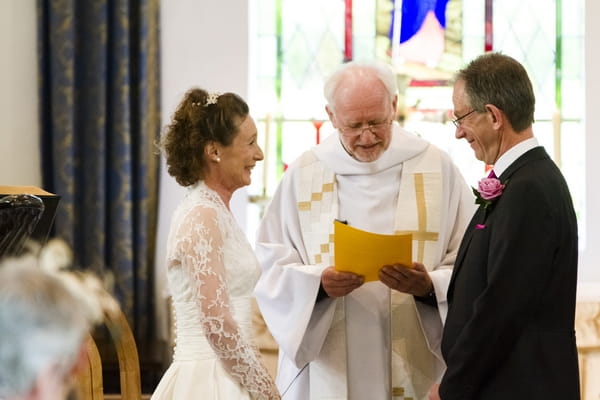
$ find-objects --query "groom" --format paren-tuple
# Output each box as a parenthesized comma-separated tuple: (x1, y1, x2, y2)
(431, 53, 580, 399)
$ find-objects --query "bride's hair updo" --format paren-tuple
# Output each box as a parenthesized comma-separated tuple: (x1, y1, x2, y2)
(160, 88, 249, 186)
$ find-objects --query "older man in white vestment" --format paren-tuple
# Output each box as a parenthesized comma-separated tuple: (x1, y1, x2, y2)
(254, 60, 475, 400)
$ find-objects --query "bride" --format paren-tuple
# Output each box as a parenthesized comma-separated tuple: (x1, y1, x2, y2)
(152, 88, 279, 400)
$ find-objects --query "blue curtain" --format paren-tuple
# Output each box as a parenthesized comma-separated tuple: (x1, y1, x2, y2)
(36, 0, 160, 341)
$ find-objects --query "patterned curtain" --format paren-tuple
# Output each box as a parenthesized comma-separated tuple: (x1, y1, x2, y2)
(36, 0, 160, 341)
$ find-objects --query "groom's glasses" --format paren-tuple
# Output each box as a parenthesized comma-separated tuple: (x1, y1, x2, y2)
(451, 109, 476, 128)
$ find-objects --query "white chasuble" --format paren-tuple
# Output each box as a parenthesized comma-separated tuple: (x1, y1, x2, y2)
(296, 141, 443, 399)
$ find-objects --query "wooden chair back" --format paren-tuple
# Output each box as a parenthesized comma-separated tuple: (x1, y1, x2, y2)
(75, 307, 142, 400)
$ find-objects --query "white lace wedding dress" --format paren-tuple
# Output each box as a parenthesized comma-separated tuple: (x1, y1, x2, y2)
(151, 182, 278, 399)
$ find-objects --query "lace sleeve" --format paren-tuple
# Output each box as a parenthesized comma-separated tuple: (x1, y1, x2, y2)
(172, 204, 280, 400)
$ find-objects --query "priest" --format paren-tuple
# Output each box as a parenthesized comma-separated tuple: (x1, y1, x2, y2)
(254, 60, 475, 400)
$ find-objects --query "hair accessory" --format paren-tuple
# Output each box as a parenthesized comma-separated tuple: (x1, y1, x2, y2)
(205, 91, 221, 106)
(191, 101, 201, 107)
(24, 239, 120, 323)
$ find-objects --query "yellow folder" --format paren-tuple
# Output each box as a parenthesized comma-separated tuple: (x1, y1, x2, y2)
(333, 220, 412, 282)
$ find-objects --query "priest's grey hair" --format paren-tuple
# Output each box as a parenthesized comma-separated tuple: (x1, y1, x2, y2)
(323, 59, 398, 110)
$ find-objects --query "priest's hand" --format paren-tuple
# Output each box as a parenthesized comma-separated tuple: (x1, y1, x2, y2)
(321, 266, 364, 298)
(378, 262, 433, 297)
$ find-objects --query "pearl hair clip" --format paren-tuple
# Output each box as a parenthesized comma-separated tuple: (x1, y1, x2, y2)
(205, 91, 221, 106)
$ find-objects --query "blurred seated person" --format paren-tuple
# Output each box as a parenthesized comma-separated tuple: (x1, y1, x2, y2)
(0, 240, 112, 400)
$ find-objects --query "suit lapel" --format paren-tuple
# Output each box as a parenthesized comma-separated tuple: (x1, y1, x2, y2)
(447, 146, 550, 300)
(447, 207, 485, 298)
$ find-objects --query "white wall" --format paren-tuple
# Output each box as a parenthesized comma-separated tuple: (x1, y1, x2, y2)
(154, 0, 251, 339)
(0, 0, 41, 186)
(580, 0, 600, 286)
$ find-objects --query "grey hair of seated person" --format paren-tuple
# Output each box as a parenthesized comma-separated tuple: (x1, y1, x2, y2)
(0, 256, 93, 398)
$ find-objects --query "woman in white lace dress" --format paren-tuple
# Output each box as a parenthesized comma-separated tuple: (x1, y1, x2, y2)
(152, 88, 280, 399)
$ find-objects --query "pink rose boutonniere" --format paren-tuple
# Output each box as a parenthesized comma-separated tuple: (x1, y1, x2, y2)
(473, 171, 506, 209)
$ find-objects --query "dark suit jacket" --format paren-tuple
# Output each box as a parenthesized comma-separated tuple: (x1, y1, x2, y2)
(439, 147, 580, 400)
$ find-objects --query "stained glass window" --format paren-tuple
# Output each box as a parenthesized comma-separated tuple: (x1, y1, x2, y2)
(248, 0, 585, 242)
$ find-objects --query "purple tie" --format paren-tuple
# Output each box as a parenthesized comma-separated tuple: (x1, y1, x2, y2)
(488, 170, 497, 179)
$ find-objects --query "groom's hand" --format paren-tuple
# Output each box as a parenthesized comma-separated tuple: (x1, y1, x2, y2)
(428, 383, 441, 400)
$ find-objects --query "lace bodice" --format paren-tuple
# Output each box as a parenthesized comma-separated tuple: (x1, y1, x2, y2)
(165, 182, 279, 399)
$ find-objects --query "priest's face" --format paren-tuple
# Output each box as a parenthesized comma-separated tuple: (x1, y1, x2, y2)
(327, 78, 396, 162)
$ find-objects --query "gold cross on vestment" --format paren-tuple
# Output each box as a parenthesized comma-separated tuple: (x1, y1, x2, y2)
(394, 173, 439, 263)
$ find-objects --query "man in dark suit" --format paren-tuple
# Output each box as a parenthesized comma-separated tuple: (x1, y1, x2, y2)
(430, 52, 580, 400)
